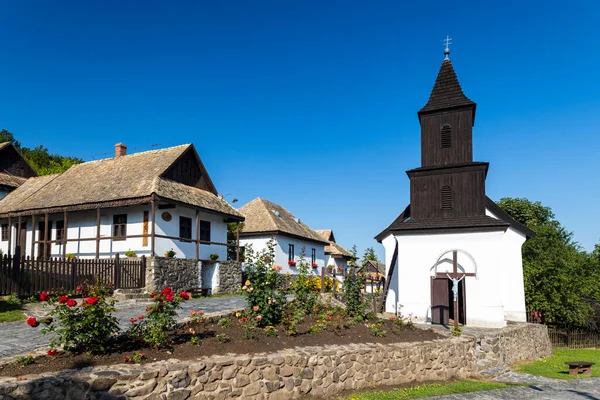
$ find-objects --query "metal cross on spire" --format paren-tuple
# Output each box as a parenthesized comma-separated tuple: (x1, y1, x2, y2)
(443, 35, 452, 60)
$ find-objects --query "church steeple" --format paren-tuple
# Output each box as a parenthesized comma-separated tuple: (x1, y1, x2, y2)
(417, 49, 478, 168)
(418, 59, 476, 121)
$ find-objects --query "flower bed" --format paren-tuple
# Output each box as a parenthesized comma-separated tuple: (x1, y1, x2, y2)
(0, 312, 441, 377)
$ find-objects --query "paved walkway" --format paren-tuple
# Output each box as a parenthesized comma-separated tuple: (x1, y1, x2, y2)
(431, 378, 600, 399)
(0, 295, 246, 359)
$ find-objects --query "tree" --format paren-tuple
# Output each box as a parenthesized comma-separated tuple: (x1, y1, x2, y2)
(361, 247, 379, 268)
(497, 198, 600, 330)
(0, 129, 82, 175)
(226, 222, 244, 262)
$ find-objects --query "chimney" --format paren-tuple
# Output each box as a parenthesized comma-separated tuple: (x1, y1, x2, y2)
(115, 143, 127, 157)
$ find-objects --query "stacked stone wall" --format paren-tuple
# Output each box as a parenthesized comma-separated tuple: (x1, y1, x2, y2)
(146, 257, 200, 293)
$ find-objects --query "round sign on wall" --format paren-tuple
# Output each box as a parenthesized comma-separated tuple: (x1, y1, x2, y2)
(161, 212, 172, 222)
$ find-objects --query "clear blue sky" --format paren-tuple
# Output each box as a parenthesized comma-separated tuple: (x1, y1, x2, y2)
(1, 1, 599, 259)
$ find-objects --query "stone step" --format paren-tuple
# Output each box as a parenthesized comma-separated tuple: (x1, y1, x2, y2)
(479, 364, 510, 377)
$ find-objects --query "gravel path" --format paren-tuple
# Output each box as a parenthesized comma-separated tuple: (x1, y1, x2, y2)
(431, 378, 600, 399)
(0, 295, 246, 359)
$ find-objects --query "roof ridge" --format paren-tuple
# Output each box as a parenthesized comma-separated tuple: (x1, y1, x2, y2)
(79, 144, 191, 166)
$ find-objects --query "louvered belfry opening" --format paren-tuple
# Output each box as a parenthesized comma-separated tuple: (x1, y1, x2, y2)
(441, 185, 453, 210)
(440, 124, 452, 148)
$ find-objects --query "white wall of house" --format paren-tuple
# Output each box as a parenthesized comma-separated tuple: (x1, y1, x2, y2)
(239, 235, 325, 275)
(326, 255, 348, 272)
(381, 208, 527, 328)
(0, 204, 230, 260)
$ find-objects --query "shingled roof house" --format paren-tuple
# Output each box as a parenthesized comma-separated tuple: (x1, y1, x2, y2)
(0, 143, 243, 260)
(238, 198, 328, 274)
(314, 229, 355, 272)
(0, 142, 37, 199)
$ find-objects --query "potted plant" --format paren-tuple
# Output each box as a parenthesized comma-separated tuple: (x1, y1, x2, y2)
(209, 253, 219, 261)
(311, 262, 318, 269)
(65, 253, 76, 261)
(125, 250, 137, 258)
(326, 264, 333, 270)
(288, 260, 297, 267)
(337, 266, 344, 273)
(164, 249, 176, 258)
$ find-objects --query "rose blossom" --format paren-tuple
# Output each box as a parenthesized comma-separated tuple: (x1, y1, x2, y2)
(27, 317, 39, 327)
(86, 297, 99, 306)
(256, 316, 262, 322)
(66, 299, 77, 307)
(58, 296, 68, 304)
(253, 306, 259, 312)
(47, 349, 57, 356)
(179, 292, 190, 300)
(39, 291, 50, 302)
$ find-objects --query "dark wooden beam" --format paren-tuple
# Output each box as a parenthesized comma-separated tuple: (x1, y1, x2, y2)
(7, 216, 11, 255)
(63, 210, 68, 259)
(150, 194, 157, 256)
(195, 209, 200, 260)
(43, 213, 49, 259)
(31, 214, 36, 259)
(95, 208, 101, 259)
(16, 216, 21, 248)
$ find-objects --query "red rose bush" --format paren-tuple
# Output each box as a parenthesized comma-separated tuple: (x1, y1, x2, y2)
(27, 284, 119, 354)
(128, 287, 190, 348)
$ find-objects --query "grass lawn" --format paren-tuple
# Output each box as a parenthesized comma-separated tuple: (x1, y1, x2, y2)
(0, 300, 25, 323)
(342, 380, 518, 399)
(517, 349, 600, 379)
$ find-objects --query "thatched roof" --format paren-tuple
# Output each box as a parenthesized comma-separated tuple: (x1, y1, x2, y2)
(238, 198, 328, 245)
(0, 144, 242, 220)
(0, 173, 28, 189)
(315, 229, 354, 259)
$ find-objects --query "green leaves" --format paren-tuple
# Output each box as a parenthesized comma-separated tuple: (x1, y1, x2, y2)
(498, 197, 600, 330)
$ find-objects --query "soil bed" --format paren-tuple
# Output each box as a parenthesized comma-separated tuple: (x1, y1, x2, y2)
(0, 314, 441, 377)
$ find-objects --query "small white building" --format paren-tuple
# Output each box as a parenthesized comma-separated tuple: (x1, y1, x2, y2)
(0, 143, 243, 260)
(238, 198, 328, 275)
(315, 229, 355, 273)
(0, 142, 37, 200)
(375, 51, 534, 328)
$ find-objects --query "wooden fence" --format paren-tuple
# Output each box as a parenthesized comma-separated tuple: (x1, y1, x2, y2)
(0, 250, 146, 296)
(548, 329, 600, 349)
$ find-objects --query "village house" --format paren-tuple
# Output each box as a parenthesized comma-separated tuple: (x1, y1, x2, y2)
(0, 142, 37, 200)
(315, 229, 355, 273)
(375, 48, 534, 328)
(0, 143, 243, 261)
(238, 198, 328, 274)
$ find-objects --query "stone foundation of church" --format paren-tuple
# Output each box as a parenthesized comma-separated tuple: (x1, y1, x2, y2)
(0, 324, 551, 399)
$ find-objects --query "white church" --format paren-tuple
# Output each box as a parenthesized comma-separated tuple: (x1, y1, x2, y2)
(375, 47, 535, 328)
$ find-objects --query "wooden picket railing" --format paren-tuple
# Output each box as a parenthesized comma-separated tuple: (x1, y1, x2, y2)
(0, 249, 146, 296)
(548, 329, 600, 349)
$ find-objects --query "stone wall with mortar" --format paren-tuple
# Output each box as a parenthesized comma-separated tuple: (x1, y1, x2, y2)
(473, 323, 552, 371)
(0, 324, 551, 400)
(216, 261, 242, 294)
(146, 257, 200, 293)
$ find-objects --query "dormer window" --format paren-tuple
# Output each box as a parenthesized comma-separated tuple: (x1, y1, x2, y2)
(441, 185, 453, 210)
(440, 124, 452, 148)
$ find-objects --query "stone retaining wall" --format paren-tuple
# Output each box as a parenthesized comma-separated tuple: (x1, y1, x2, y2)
(0, 324, 551, 400)
(215, 261, 242, 294)
(473, 323, 552, 371)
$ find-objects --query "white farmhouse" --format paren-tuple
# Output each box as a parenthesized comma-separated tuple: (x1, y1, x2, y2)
(314, 229, 355, 273)
(238, 198, 328, 274)
(375, 50, 534, 328)
(0, 143, 243, 260)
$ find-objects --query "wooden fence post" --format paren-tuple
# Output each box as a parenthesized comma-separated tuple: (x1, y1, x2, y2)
(11, 246, 21, 295)
(140, 255, 146, 288)
(320, 267, 325, 294)
(114, 253, 121, 289)
(71, 256, 77, 290)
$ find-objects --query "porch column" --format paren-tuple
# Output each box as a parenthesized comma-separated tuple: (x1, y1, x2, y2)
(95, 208, 101, 258)
(31, 214, 36, 259)
(43, 213, 49, 259)
(7, 216, 11, 255)
(195, 209, 200, 260)
(63, 210, 68, 259)
(150, 195, 156, 256)
(16, 216, 21, 250)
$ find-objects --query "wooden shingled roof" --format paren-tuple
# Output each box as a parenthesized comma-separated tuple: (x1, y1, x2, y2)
(418, 59, 476, 119)
(315, 229, 354, 259)
(0, 144, 243, 220)
(238, 198, 329, 245)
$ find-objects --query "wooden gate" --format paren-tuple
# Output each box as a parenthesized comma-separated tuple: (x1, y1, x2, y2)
(431, 277, 449, 325)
